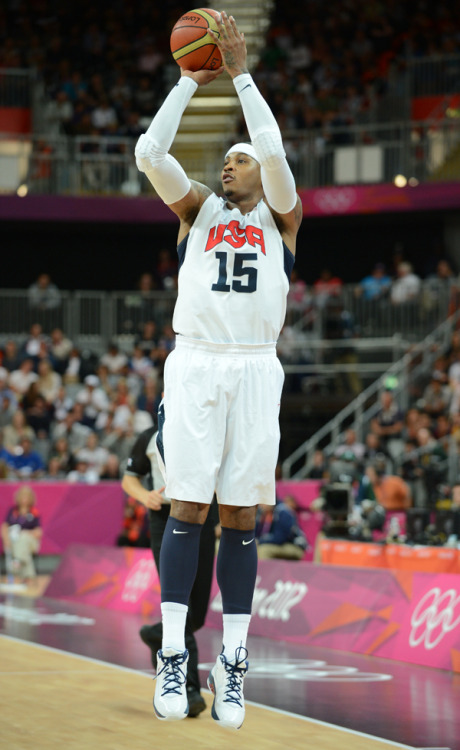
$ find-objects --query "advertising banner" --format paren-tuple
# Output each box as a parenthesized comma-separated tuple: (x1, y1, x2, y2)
(45, 544, 460, 673)
(207, 560, 460, 673)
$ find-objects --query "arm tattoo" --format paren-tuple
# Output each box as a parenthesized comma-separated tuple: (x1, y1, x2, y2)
(182, 181, 212, 225)
(195, 182, 212, 200)
(226, 52, 237, 68)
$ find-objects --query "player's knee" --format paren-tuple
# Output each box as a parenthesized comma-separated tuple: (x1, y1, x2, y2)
(218, 504, 257, 530)
(170, 498, 208, 524)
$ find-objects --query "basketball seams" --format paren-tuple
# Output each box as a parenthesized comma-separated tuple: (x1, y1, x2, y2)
(173, 38, 217, 61)
(195, 9, 219, 31)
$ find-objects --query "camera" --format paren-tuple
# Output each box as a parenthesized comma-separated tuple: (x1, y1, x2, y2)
(321, 483, 353, 538)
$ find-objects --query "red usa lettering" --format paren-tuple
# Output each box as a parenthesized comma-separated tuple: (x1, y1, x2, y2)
(205, 223, 266, 255)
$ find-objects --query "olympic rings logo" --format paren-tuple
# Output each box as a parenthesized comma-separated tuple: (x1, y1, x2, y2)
(409, 587, 460, 650)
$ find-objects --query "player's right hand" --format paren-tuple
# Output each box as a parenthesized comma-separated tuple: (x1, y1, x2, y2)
(181, 68, 224, 86)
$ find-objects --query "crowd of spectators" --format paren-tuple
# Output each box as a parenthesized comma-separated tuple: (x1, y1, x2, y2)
(0, 0, 185, 138)
(0, 258, 459, 566)
(2, 0, 460, 151)
(304, 325, 460, 516)
(0, 313, 173, 483)
(251, 0, 459, 133)
(0, 254, 458, 497)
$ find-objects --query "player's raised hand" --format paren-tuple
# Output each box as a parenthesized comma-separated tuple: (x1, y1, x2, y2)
(208, 11, 248, 78)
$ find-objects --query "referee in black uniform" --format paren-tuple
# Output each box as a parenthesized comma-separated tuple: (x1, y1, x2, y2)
(122, 425, 218, 717)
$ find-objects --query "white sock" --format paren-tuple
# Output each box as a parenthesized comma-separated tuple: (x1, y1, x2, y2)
(222, 614, 251, 660)
(161, 602, 188, 652)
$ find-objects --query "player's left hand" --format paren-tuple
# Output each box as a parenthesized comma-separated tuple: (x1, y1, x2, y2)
(208, 11, 247, 78)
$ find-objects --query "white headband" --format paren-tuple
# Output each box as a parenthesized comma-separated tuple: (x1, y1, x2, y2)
(225, 142, 259, 163)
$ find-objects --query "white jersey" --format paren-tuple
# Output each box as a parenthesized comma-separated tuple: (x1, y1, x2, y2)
(172, 194, 294, 344)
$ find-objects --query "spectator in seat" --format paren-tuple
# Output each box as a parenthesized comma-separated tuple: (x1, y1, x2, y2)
(390, 262, 421, 304)
(306, 449, 328, 480)
(25, 393, 53, 441)
(3, 409, 35, 452)
(36, 358, 62, 406)
(257, 495, 308, 560)
(356, 456, 412, 511)
(129, 344, 157, 382)
(136, 376, 160, 422)
(370, 388, 405, 459)
(66, 457, 99, 484)
(8, 436, 46, 479)
(49, 435, 73, 475)
(9, 358, 39, 399)
(75, 374, 110, 428)
(99, 453, 121, 480)
(49, 328, 73, 375)
(1, 340, 21, 372)
(52, 407, 92, 455)
(135, 320, 159, 357)
(334, 428, 366, 462)
(45, 455, 68, 480)
(28, 274, 62, 311)
(99, 342, 129, 380)
(355, 263, 391, 301)
(418, 371, 451, 419)
(0, 366, 18, 412)
(74, 431, 109, 477)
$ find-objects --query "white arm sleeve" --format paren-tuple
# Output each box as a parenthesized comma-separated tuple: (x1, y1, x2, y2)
(233, 73, 297, 214)
(134, 76, 198, 205)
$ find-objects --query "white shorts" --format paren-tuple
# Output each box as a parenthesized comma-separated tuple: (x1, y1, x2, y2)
(156, 336, 284, 507)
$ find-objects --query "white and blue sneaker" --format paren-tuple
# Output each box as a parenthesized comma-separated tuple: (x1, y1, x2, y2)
(153, 648, 189, 721)
(207, 647, 249, 730)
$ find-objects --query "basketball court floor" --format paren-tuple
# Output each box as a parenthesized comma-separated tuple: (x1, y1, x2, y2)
(1, 588, 458, 750)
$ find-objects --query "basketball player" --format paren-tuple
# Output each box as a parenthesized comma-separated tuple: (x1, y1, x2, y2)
(121, 426, 217, 717)
(134, 11, 302, 730)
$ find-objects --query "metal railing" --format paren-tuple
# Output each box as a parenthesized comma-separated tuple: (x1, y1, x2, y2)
(0, 281, 454, 352)
(281, 309, 460, 480)
(284, 117, 460, 188)
(408, 53, 460, 97)
(1, 115, 459, 195)
(0, 289, 177, 353)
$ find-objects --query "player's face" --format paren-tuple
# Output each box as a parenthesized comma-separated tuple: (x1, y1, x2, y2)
(221, 152, 261, 198)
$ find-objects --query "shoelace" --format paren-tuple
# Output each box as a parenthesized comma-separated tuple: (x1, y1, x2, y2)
(157, 652, 187, 696)
(222, 647, 248, 707)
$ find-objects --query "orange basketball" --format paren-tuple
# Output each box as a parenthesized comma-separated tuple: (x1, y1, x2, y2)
(170, 8, 222, 71)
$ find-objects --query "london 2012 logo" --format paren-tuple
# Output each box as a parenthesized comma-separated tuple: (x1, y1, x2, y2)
(409, 587, 460, 650)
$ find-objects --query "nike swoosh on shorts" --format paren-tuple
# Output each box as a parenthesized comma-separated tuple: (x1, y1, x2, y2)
(173, 529, 189, 534)
(242, 538, 255, 545)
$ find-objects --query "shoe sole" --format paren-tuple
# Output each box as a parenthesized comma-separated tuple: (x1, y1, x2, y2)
(153, 701, 189, 721)
(207, 670, 243, 731)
